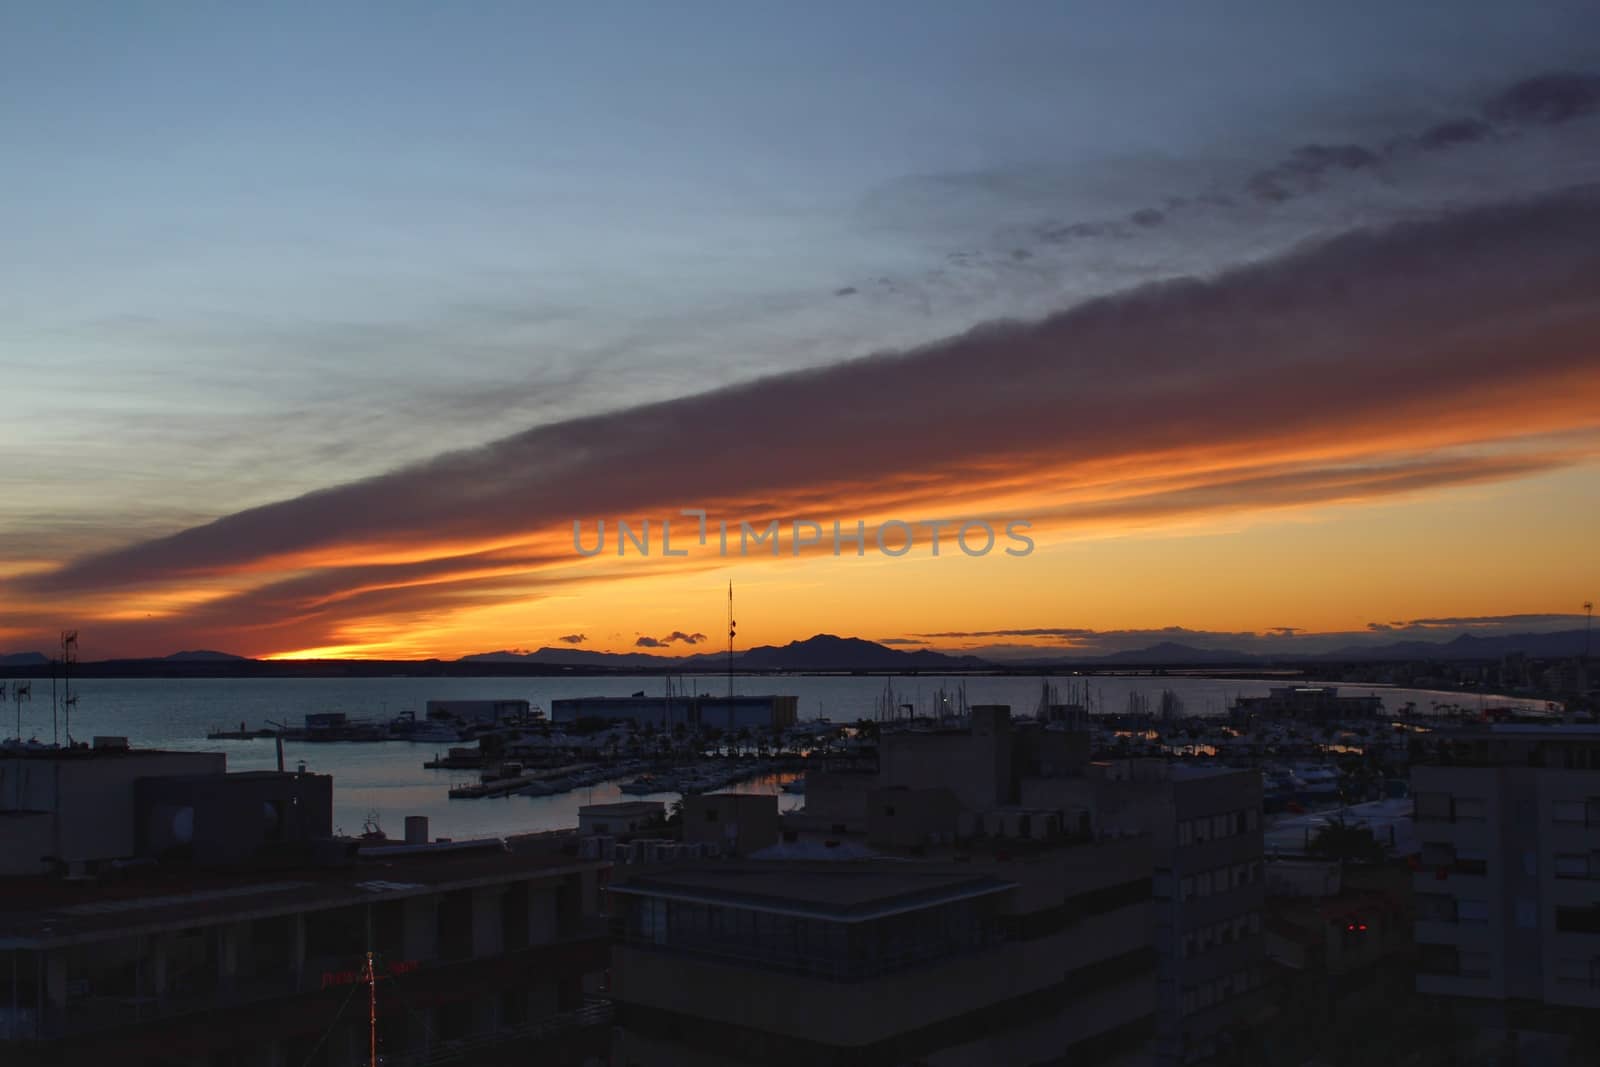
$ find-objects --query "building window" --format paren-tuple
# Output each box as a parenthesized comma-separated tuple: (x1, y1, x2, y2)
(1460, 951, 1492, 978)
(1421, 842, 1456, 868)
(1416, 893, 1457, 923)
(1454, 797, 1487, 822)
(1415, 793, 1452, 822)
(1418, 944, 1459, 976)
(1552, 801, 1587, 825)
(1555, 854, 1591, 879)
(1457, 899, 1489, 924)
(1178, 820, 1193, 846)
(1556, 906, 1600, 935)
(1554, 958, 1600, 988)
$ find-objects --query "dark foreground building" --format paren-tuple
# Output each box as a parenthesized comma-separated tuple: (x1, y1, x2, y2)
(0, 743, 610, 1067)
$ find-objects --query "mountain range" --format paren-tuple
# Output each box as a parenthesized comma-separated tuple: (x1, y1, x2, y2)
(462, 634, 990, 671)
(0, 629, 1590, 674)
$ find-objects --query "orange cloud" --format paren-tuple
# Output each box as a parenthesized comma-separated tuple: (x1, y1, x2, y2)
(8, 187, 1600, 657)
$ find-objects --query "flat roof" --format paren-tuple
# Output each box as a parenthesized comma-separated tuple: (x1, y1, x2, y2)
(578, 801, 665, 816)
(608, 863, 1015, 922)
(1168, 764, 1250, 781)
(0, 843, 600, 948)
(553, 694, 792, 704)
(1264, 798, 1417, 857)
(1483, 723, 1600, 735)
(0, 747, 221, 761)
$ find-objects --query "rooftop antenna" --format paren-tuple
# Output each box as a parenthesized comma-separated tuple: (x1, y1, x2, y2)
(60, 631, 77, 747)
(727, 581, 736, 700)
(366, 950, 379, 1067)
(1585, 601, 1593, 662)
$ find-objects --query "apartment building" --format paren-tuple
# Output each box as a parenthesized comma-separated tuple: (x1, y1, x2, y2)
(607, 704, 1267, 1065)
(1411, 724, 1600, 1040)
(0, 744, 611, 1067)
(1027, 761, 1266, 1063)
(607, 837, 1157, 1067)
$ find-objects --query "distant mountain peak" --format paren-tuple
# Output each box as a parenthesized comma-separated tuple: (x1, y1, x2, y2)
(456, 633, 986, 671)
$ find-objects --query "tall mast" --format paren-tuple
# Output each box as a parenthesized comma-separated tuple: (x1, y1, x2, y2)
(60, 631, 77, 747)
(727, 582, 736, 700)
(12, 682, 28, 744)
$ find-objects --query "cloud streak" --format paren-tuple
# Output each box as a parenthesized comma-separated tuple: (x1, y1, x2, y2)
(912, 614, 1591, 658)
(10, 184, 1600, 655)
(856, 68, 1600, 314)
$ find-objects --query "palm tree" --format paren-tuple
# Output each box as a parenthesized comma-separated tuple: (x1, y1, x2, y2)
(1308, 815, 1386, 866)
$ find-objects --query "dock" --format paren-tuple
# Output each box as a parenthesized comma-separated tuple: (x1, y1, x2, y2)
(449, 762, 604, 799)
(205, 723, 277, 740)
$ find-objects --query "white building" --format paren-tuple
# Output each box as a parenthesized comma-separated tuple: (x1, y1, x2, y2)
(1411, 724, 1600, 1042)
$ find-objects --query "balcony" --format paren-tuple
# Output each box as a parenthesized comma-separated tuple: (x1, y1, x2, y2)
(385, 998, 613, 1067)
(20, 924, 610, 1042)
(615, 927, 1005, 983)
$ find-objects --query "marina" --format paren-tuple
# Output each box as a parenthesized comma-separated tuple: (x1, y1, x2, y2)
(22, 673, 1556, 841)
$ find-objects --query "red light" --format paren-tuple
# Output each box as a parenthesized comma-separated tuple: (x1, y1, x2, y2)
(1358, 924, 1368, 932)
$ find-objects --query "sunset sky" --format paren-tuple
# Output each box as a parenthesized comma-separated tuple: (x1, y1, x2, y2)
(3, 3, 1598, 660)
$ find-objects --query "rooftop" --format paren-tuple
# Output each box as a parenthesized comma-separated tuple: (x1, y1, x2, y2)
(1480, 722, 1600, 735)
(553, 694, 792, 704)
(608, 862, 1016, 921)
(1264, 798, 1417, 857)
(0, 840, 600, 948)
(578, 800, 665, 817)
(0, 745, 222, 761)
(1168, 763, 1251, 781)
